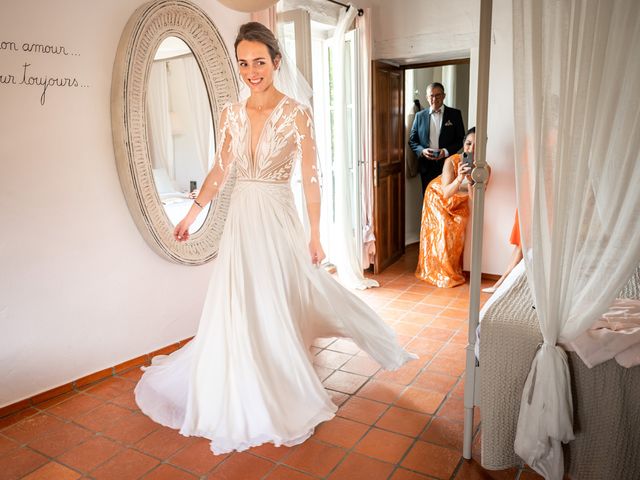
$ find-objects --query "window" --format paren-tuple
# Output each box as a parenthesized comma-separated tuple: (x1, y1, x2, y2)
(277, 11, 362, 265)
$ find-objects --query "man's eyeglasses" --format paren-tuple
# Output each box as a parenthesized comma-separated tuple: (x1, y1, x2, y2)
(428, 93, 444, 99)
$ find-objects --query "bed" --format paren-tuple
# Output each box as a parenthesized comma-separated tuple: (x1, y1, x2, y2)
(465, 265, 640, 479)
(153, 168, 209, 231)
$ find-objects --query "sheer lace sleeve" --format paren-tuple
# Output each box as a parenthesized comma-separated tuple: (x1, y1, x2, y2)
(294, 104, 323, 240)
(294, 105, 321, 207)
(175, 104, 235, 239)
(195, 104, 234, 205)
(210, 105, 234, 188)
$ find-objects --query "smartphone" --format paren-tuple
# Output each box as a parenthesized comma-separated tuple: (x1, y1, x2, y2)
(462, 151, 474, 170)
(189, 180, 197, 193)
(427, 148, 441, 157)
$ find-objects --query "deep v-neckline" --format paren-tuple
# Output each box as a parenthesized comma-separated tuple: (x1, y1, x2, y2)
(246, 95, 288, 163)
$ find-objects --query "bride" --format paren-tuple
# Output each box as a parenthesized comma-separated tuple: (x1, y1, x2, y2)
(135, 21, 417, 455)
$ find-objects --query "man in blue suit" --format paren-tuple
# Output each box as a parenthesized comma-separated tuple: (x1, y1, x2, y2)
(409, 82, 466, 195)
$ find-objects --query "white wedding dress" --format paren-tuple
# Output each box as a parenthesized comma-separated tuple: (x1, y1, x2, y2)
(135, 96, 416, 454)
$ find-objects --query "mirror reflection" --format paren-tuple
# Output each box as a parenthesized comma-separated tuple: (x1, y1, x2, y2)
(147, 36, 213, 231)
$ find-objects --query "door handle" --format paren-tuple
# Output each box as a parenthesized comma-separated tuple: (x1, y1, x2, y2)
(373, 160, 378, 187)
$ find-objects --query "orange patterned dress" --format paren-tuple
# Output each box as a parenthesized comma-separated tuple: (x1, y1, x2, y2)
(415, 154, 470, 288)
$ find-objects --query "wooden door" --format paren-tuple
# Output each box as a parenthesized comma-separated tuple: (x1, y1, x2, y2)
(372, 61, 405, 273)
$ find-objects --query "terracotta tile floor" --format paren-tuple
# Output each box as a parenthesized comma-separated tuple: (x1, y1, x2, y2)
(0, 247, 543, 480)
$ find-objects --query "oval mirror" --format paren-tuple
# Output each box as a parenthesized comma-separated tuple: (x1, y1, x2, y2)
(111, 0, 238, 265)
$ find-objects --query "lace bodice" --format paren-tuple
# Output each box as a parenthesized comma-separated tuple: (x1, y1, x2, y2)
(209, 96, 320, 203)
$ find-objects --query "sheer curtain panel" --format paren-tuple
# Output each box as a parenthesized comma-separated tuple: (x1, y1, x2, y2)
(512, 0, 640, 478)
(331, 5, 378, 289)
(182, 56, 213, 175)
(147, 61, 175, 179)
(356, 8, 376, 270)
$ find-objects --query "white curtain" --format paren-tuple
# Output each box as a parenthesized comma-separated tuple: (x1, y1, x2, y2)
(331, 6, 378, 289)
(182, 56, 213, 174)
(512, 1, 640, 478)
(147, 61, 174, 179)
(356, 8, 377, 270)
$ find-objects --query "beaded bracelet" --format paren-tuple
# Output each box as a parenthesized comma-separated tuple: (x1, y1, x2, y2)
(194, 199, 204, 209)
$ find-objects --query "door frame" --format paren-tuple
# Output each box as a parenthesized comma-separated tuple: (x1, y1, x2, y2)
(371, 57, 472, 273)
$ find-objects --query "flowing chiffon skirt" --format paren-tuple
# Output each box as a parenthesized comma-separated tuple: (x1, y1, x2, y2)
(135, 180, 416, 454)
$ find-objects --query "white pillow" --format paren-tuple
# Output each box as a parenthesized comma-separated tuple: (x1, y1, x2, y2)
(152, 168, 176, 194)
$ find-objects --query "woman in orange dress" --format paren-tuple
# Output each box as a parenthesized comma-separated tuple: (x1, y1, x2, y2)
(416, 128, 481, 287)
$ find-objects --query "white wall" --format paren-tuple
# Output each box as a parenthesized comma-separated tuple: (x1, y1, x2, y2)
(0, 0, 249, 407)
(404, 69, 423, 246)
(360, 0, 516, 276)
(477, 0, 516, 275)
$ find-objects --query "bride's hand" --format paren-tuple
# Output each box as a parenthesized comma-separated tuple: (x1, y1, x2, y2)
(174, 218, 193, 242)
(309, 238, 326, 266)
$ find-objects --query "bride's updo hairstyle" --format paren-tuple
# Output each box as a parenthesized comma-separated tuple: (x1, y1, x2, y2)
(234, 22, 282, 64)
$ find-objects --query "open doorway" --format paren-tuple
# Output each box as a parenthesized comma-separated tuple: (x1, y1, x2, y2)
(404, 60, 470, 246)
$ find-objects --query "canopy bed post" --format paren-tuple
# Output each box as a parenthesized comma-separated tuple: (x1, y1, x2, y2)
(463, 0, 493, 460)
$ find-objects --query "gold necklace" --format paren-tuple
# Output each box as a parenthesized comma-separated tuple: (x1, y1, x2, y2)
(250, 101, 266, 111)
(250, 96, 275, 112)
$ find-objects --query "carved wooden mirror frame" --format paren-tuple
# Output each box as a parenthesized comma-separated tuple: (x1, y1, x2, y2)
(111, 0, 238, 265)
